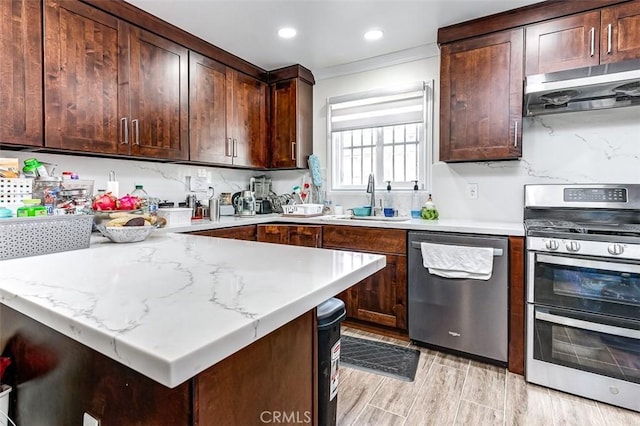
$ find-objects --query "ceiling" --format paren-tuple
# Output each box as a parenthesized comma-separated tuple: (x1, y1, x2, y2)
(126, 0, 542, 78)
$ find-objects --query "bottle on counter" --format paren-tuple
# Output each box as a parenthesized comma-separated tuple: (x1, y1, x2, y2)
(383, 181, 394, 217)
(421, 193, 439, 220)
(411, 180, 421, 219)
(131, 185, 157, 217)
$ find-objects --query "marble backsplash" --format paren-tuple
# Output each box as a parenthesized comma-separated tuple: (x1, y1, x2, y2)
(430, 106, 640, 222)
(0, 150, 309, 206)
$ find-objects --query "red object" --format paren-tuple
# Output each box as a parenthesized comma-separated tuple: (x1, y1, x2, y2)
(0, 357, 11, 382)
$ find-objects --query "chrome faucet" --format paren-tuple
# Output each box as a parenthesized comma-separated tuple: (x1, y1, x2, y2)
(366, 173, 375, 216)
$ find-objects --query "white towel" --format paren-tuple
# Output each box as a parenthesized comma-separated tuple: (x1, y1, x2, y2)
(420, 242, 494, 280)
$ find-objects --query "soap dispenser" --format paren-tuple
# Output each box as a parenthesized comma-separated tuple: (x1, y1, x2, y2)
(411, 180, 421, 218)
(383, 181, 394, 216)
(421, 193, 439, 220)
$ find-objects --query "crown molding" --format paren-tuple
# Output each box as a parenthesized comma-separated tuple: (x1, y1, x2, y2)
(313, 43, 440, 81)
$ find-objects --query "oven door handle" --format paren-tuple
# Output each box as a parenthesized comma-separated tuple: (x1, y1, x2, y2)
(536, 253, 640, 275)
(536, 310, 640, 339)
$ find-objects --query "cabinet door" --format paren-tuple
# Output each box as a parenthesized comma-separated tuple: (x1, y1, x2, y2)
(346, 254, 407, 330)
(190, 225, 257, 241)
(440, 29, 523, 162)
(270, 80, 297, 168)
(189, 52, 231, 165)
(0, 0, 42, 146)
(128, 25, 188, 160)
(525, 11, 600, 75)
(227, 70, 267, 167)
(601, 1, 640, 64)
(257, 224, 322, 247)
(270, 79, 313, 169)
(288, 225, 322, 248)
(257, 225, 290, 245)
(44, 0, 121, 153)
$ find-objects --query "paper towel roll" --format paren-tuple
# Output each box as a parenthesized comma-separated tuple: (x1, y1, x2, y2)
(106, 181, 119, 197)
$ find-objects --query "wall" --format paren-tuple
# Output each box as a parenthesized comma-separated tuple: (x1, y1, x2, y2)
(312, 54, 640, 222)
(432, 106, 640, 222)
(312, 54, 441, 215)
(0, 150, 299, 206)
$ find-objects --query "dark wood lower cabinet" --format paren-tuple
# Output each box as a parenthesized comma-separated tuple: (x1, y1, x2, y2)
(188, 224, 257, 241)
(257, 224, 322, 247)
(1, 306, 317, 425)
(323, 226, 408, 332)
(508, 236, 525, 375)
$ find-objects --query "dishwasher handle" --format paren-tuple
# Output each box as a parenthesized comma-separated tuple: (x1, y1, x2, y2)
(410, 241, 503, 256)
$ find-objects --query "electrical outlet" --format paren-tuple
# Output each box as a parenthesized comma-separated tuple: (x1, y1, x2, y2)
(83, 413, 100, 426)
(467, 183, 479, 200)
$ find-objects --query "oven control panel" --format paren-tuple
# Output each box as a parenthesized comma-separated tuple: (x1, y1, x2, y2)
(564, 188, 627, 203)
(527, 237, 640, 260)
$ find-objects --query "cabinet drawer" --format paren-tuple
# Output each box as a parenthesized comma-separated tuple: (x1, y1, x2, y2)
(322, 226, 406, 255)
(189, 225, 257, 241)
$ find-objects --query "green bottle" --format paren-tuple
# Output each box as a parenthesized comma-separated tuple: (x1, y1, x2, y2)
(420, 194, 439, 220)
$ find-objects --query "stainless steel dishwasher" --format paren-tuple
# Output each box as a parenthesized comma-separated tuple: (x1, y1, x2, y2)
(408, 231, 509, 363)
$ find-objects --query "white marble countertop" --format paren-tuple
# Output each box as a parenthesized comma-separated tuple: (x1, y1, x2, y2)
(167, 214, 525, 236)
(0, 232, 385, 388)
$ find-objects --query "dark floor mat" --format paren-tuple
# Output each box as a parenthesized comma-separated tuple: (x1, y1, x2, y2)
(340, 335, 420, 382)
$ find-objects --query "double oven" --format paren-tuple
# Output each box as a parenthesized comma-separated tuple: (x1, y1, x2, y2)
(524, 184, 640, 412)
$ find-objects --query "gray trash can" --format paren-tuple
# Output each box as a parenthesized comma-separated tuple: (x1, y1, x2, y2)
(317, 298, 346, 426)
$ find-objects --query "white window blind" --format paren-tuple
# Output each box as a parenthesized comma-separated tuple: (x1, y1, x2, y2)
(328, 82, 431, 190)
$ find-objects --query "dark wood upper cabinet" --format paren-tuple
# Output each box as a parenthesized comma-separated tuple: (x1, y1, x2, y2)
(189, 52, 231, 165)
(189, 55, 267, 168)
(600, 0, 640, 64)
(227, 70, 268, 168)
(525, 11, 601, 75)
(440, 28, 524, 163)
(44, 0, 121, 153)
(270, 78, 313, 169)
(44, 0, 187, 160)
(127, 25, 188, 160)
(526, 1, 640, 75)
(0, 0, 43, 147)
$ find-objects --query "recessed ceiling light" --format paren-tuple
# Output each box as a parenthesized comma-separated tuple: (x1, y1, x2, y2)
(278, 27, 297, 39)
(364, 29, 384, 41)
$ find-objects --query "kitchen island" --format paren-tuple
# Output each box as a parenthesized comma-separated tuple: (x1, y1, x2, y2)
(0, 232, 385, 425)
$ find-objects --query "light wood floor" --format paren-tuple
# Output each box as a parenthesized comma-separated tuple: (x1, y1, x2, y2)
(337, 327, 640, 426)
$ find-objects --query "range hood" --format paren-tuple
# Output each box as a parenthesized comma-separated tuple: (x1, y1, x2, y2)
(524, 58, 640, 116)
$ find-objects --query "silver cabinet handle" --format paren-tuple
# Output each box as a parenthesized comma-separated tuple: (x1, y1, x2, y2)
(590, 27, 595, 57)
(291, 141, 296, 161)
(513, 120, 518, 147)
(233, 139, 238, 158)
(607, 23, 612, 54)
(226, 138, 232, 157)
(132, 119, 139, 145)
(536, 310, 640, 339)
(120, 117, 128, 144)
(315, 233, 319, 248)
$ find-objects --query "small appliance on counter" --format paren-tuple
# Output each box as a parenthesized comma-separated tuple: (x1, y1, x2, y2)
(250, 175, 273, 214)
(233, 190, 256, 216)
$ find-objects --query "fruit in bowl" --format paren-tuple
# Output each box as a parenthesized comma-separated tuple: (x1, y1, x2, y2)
(92, 192, 144, 211)
(96, 224, 156, 243)
(93, 211, 166, 228)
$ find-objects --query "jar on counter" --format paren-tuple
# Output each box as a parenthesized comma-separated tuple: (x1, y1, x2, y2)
(17, 199, 47, 217)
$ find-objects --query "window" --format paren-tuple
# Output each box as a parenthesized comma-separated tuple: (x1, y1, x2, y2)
(328, 82, 432, 191)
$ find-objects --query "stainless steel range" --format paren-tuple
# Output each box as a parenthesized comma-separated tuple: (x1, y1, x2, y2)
(524, 184, 640, 412)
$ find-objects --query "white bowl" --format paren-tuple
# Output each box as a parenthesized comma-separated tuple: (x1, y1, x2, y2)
(96, 225, 155, 243)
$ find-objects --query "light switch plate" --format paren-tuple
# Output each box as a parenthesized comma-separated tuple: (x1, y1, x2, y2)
(467, 183, 479, 200)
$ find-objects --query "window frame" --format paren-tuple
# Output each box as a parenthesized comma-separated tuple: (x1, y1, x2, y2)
(327, 81, 434, 192)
